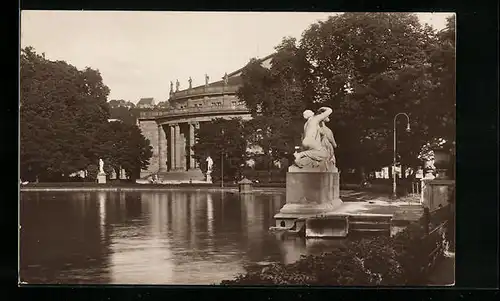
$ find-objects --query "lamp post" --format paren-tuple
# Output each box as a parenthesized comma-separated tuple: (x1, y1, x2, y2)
(392, 113, 411, 199)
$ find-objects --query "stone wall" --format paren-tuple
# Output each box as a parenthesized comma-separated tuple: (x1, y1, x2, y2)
(159, 125, 168, 172)
(138, 119, 159, 177)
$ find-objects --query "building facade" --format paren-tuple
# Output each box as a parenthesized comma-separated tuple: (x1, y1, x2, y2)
(137, 55, 273, 178)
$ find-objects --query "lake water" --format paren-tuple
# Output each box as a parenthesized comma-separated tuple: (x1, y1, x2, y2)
(19, 190, 345, 285)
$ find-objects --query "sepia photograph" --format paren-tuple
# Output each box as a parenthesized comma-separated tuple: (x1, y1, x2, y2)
(19, 11, 455, 286)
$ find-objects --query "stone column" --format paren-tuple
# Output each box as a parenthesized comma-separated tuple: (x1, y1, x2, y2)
(175, 123, 182, 170)
(158, 125, 167, 172)
(194, 122, 200, 168)
(189, 122, 197, 170)
(179, 125, 187, 171)
(170, 124, 176, 170)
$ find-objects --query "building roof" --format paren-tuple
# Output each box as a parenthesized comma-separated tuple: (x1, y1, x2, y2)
(227, 53, 275, 78)
(170, 53, 274, 97)
(137, 97, 155, 105)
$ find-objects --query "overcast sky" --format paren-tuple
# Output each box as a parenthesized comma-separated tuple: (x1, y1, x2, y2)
(21, 11, 453, 103)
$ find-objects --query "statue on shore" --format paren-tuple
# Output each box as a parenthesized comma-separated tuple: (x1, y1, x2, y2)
(205, 156, 214, 182)
(205, 74, 210, 86)
(170, 81, 174, 93)
(188, 77, 192, 89)
(176, 79, 180, 92)
(99, 159, 105, 174)
(293, 107, 333, 170)
(318, 110, 338, 171)
(223, 73, 229, 85)
(206, 156, 213, 172)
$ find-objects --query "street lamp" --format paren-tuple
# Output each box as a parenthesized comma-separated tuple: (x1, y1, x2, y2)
(392, 112, 411, 199)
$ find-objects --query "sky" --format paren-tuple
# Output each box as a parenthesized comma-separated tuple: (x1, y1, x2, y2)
(21, 11, 454, 104)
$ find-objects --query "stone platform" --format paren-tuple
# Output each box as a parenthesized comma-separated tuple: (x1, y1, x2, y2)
(274, 168, 343, 229)
(271, 199, 424, 238)
(97, 173, 106, 184)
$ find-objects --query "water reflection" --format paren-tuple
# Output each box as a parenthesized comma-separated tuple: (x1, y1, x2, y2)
(20, 190, 347, 284)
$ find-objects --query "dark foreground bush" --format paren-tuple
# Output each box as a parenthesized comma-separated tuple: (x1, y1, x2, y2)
(221, 219, 449, 286)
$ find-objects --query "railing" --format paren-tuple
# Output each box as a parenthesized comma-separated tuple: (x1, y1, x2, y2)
(171, 85, 240, 99)
(139, 104, 249, 119)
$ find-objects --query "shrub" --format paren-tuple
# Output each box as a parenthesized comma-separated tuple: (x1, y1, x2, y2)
(86, 164, 98, 181)
(221, 216, 449, 286)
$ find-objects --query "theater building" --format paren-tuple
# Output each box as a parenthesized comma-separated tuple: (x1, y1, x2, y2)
(137, 54, 273, 180)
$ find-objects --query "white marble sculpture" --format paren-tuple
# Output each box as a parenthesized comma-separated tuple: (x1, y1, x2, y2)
(99, 159, 105, 174)
(206, 156, 213, 183)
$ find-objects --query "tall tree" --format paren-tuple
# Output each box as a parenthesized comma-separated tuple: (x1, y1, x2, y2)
(238, 37, 312, 165)
(20, 47, 111, 181)
(96, 121, 153, 180)
(299, 13, 452, 176)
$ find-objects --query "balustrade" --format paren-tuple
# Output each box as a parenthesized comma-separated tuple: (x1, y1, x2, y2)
(139, 104, 248, 119)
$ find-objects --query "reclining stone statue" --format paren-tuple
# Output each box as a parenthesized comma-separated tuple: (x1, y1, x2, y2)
(292, 107, 336, 171)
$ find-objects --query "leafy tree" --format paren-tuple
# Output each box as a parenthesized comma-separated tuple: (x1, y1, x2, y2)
(238, 37, 312, 170)
(299, 13, 453, 178)
(20, 47, 111, 181)
(86, 164, 99, 181)
(192, 118, 248, 181)
(109, 105, 138, 125)
(20, 47, 153, 182)
(237, 13, 455, 182)
(96, 121, 153, 180)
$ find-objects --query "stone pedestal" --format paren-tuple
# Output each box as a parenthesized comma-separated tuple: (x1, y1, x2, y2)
(421, 178, 455, 212)
(97, 172, 106, 184)
(274, 167, 342, 228)
(206, 173, 212, 183)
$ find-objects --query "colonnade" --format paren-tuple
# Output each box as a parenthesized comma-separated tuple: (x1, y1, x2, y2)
(158, 122, 199, 172)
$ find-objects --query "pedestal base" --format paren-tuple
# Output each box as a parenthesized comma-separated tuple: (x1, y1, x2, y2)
(97, 173, 106, 184)
(274, 169, 342, 228)
(206, 174, 212, 183)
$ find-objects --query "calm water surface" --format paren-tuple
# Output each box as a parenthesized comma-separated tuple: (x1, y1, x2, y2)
(20, 190, 344, 284)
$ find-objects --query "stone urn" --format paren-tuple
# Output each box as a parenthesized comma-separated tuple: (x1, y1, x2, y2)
(432, 147, 451, 179)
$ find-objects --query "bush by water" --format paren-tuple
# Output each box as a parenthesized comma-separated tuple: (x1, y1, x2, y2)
(221, 213, 451, 286)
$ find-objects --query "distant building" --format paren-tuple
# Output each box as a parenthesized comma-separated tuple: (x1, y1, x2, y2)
(137, 54, 274, 178)
(136, 97, 156, 109)
(374, 166, 424, 179)
(108, 99, 135, 109)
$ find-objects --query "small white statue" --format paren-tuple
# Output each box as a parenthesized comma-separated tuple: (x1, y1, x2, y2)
(99, 159, 105, 174)
(206, 156, 213, 174)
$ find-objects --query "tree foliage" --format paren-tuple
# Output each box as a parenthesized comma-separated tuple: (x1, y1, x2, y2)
(96, 121, 153, 180)
(108, 99, 139, 126)
(238, 37, 312, 162)
(192, 118, 249, 181)
(237, 13, 455, 178)
(20, 47, 152, 181)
